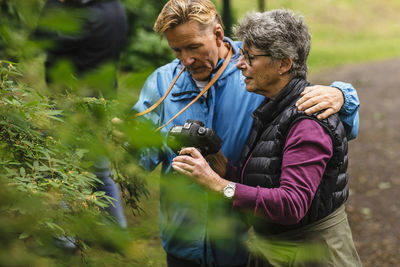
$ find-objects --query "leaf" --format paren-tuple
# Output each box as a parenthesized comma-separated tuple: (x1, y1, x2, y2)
(38, 8, 82, 34)
(75, 149, 89, 159)
(361, 207, 372, 217)
(35, 91, 45, 99)
(19, 232, 30, 239)
(46, 222, 65, 234)
(24, 101, 39, 107)
(5, 167, 18, 176)
(47, 115, 64, 122)
(21, 140, 33, 147)
(46, 110, 63, 116)
(93, 191, 106, 197)
(33, 160, 39, 169)
(20, 167, 26, 177)
(378, 182, 391, 190)
(37, 165, 50, 172)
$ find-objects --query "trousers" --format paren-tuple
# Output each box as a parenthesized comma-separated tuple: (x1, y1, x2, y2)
(93, 157, 127, 227)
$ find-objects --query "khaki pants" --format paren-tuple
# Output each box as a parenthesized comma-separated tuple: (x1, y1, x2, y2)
(247, 205, 362, 267)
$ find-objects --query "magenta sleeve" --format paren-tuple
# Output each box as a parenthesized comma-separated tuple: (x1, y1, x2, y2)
(233, 119, 333, 225)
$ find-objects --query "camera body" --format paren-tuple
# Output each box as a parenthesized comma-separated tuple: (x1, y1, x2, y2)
(167, 120, 222, 156)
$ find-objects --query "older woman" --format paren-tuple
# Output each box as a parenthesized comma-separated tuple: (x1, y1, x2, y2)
(172, 9, 362, 267)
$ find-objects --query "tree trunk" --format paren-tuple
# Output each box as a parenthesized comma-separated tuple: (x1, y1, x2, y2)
(258, 0, 266, 11)
(222, 0, 232, 37)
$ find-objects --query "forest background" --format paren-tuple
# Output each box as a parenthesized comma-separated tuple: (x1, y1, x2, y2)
(1, 0, 400, 266)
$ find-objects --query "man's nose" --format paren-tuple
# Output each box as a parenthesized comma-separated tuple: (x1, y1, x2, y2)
(181, 51, 195, 67)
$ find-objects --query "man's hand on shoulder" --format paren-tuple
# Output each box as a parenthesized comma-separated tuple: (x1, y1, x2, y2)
(296, 85, 344, 120)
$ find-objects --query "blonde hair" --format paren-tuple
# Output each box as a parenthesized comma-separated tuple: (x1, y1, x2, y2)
(154, 0, 223, 35)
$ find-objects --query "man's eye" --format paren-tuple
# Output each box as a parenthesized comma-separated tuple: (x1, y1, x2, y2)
(249, 55, 255, 60)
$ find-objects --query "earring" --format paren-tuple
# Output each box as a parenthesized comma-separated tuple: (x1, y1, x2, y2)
(279, 72, 282, 75)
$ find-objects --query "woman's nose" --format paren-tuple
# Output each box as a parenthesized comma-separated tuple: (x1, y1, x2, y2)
(236, 55, 246, 70)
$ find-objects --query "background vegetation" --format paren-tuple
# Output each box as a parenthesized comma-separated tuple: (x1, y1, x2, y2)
(217, 0, 400, 70)
(1, 0, 399, 266)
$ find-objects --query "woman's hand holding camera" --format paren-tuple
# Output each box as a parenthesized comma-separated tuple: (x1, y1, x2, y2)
(172, 147, 229, 193)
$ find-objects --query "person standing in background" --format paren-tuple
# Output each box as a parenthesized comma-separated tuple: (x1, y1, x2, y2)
(35, 0, 128, 228)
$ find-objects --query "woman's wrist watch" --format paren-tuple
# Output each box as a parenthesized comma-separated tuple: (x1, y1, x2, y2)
(222, 182, 236, 199)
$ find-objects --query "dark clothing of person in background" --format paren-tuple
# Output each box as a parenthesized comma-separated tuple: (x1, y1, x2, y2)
(37, 0, 128, 93)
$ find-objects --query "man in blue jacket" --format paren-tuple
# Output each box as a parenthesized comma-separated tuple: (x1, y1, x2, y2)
(133, 0, 359, 266)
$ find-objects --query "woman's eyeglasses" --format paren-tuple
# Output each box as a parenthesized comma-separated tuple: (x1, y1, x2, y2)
(240, 48, 270, 66)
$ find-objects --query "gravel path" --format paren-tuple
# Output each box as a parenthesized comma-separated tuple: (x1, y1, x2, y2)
(310, 58, 400, 266)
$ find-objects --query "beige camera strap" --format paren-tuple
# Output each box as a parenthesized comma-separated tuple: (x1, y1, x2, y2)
(135, 46, 233, 132)
(134, 66, 186, 118)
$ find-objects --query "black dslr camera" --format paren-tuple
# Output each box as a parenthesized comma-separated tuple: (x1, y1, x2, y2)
(167, 120, 222, 156)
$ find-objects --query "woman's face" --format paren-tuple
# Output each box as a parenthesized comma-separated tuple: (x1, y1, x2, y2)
(236, 45, 283, 98)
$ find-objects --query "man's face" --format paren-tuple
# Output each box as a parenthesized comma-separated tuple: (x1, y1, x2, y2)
(165, 20, 221, 81)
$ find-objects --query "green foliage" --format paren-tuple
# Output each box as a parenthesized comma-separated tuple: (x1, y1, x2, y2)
(0, 0, 44, 61)
(0, 1, 166, 258)
(248, 233, 331, 266)
(36, 4, 83, 34)
(119, 0, 174, 71)
(120, 28, 174, 72)
(0, 60, 137, 264)
(229, 0, 400, 71)
(1, 62, 106, 204)
(0, 53, 169, 265)
(0, 0, 168, 265)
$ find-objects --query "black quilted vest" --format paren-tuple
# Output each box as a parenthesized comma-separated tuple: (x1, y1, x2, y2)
(238, 78, 349, 235)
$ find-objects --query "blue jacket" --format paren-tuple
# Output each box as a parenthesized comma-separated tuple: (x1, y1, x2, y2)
(133, 37, 360, 266)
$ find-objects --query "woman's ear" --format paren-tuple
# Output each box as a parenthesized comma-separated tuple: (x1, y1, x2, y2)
(214, 24, 224, 47)
(280, 57, 293, 74)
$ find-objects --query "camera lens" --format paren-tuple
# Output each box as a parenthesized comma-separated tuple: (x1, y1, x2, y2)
(197, 127, 206, 135)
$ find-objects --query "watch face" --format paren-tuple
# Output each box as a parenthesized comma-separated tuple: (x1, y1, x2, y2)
(224, 187, 235, 198)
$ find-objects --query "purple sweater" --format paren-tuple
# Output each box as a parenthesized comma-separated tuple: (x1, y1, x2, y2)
(228, 119, 333, 225)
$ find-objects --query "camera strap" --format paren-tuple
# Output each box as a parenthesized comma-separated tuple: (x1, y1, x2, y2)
(135, 45, 233, 132)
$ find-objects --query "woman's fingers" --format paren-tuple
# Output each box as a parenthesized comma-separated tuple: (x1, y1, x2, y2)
(179, 147, 203, 158)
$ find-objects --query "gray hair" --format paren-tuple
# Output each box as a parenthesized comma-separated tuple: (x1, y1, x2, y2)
(234, 9, 311, 79)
